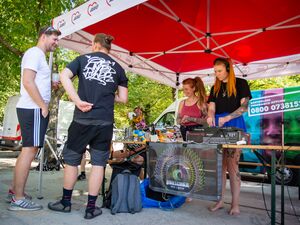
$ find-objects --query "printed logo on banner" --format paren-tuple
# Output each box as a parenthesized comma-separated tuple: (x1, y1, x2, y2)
(71, 11, 81, 24)
(87, 2, 99, 16)
(248, 90, 300, 117)
(57, 19, 66, 29)
(106, 0, 114, 6)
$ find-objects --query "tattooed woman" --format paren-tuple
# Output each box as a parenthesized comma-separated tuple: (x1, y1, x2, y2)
(207, 57, 252, 215)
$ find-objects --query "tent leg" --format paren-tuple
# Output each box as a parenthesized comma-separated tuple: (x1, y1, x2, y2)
(36, 51, 53, 199)
(37, 147, 44, 199)
(271, 150, 276, 225)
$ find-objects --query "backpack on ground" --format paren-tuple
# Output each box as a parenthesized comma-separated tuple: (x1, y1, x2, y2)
(110, 169, 142, 214)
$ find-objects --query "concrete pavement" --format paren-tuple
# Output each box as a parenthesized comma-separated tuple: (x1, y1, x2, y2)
(0, 158, 299, 225)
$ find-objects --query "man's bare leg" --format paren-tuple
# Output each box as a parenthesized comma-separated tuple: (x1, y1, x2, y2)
(88, 165, 104, 195)
(63, 164, 78, 189)
(14, 147, 38, 200)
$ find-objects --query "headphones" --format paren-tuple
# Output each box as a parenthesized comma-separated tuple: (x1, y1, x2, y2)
(214, 57, 231, 72)
(225, 60, 230, 72)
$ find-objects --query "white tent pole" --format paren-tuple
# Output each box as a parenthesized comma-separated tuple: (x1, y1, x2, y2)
(48, 52, 54, 73)
(166, 50, 205, 54)
(143, 2, 206, 36)
(37, 147, 44, 199)
(37, 51, 54, 198)
(174, 73, 180, 124)
(213, 15, 300, 51)
(135, 36, 205, 55)
(268, 24, 300, 30)
(210, 38, 231, 58)
(268, 15, 300, 28)
(132, 36, 206, 67)
(214, 29, 261, 36)
(213, 24, 300, 36)
(213, 31, 261, 51)
(159, 0, 206, 49)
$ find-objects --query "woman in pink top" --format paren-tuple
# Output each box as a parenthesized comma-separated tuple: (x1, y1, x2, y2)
(177, 77, 208, 141)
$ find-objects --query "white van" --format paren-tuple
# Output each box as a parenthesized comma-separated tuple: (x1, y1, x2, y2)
(0, 96, 75, 150)
(57, 100, 75, 141)
(153, 98, 184, 129)
(0, 95, 21, 150)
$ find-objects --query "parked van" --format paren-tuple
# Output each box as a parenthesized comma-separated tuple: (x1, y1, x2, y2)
(57, 100, 75, 141)
(153, 99, 182, 129)
(0, 96, 75, 150)
(0, 95, 21, 150)
(153, 86, 300, 185)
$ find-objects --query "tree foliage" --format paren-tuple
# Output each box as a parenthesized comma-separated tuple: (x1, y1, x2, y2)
(248, 75, 300, 91)
(0, 0, 85, 123)
(114, 72, 174, 128)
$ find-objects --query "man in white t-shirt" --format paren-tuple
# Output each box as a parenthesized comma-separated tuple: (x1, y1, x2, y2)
(7, 26, 61, 211)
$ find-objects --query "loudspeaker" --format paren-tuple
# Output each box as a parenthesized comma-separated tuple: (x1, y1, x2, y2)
(147, 142, 222, 201)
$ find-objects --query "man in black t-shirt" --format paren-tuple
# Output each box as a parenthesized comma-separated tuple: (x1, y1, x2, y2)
(48, 33, 128, 219)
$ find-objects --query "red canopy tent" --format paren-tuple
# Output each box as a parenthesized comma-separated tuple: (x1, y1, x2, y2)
(52, 0, 300, 87)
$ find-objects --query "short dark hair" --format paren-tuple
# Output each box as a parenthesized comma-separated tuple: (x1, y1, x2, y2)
(38, 26, 61, 38)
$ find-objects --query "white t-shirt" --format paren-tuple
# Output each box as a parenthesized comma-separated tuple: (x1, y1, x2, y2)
(16, 47, 51, 109)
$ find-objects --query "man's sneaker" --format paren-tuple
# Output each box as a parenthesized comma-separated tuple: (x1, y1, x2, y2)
(8, 198, 43, 211)
(84, 206, 102, 219)
(6, 190, 32, 203)
(48, 200, 71, 213)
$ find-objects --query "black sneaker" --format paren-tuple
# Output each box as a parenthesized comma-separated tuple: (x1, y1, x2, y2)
(48, 200, 71, 213)
(77, 173, 86, 181)
(84, 206, 102, 219)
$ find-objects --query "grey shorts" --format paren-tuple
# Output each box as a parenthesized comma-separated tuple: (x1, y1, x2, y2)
(62, 121, 113, 166)
(63, 145, 109, 166)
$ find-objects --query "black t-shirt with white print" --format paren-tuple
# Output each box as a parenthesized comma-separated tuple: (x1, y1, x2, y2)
(67, 52, 128, 123)
(208, 77, 252, 114)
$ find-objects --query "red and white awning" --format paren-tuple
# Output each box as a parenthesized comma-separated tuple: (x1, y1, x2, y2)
(52, 0, 300, 87)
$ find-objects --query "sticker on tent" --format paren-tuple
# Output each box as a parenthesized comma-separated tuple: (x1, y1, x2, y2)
(248, 90, 300, 117)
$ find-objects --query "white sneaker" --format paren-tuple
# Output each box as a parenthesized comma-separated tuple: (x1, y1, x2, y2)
(5, 190, 32, 203)
(8, 198, 43, 211)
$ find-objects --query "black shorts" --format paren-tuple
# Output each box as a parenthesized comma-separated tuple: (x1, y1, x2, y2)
(17, 108, 49, 148)
(63, 121, 113, 166)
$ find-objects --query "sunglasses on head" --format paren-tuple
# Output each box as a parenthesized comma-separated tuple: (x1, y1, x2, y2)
(44, 26, 57, 33)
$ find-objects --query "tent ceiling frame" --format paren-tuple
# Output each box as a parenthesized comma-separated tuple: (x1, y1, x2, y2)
(55, 0, 300, 87)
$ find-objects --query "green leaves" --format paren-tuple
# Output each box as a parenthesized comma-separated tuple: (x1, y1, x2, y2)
(114, 72, 174, 128)
(0, 0, 84, 123)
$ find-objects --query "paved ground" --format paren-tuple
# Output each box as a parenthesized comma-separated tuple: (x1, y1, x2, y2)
(0, 157, 299, 225)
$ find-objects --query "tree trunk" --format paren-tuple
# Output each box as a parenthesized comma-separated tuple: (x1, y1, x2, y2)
(44, 85, 65, 165)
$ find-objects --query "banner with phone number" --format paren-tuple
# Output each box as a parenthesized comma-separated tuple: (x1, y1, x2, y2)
(248, 90, 300, 117)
